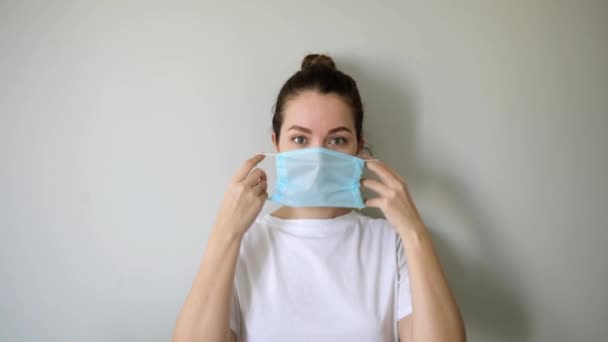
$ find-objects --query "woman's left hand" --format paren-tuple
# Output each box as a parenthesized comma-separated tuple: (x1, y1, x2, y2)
(361, 159, 425, 235)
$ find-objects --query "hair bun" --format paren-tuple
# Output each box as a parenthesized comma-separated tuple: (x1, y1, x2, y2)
(301, 54, 336, 70)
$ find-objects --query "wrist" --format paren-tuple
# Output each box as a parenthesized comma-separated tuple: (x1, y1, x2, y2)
(395, 217, 426, 235)
(396, 220, 429, 245)
(211, 222, 246, 242)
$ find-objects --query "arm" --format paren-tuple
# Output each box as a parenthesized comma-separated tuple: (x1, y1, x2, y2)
(363, 161, 466, 342)
(172, 229, 242, 342)
(397, 225, 465, 342)
(173, 155, 268, 342)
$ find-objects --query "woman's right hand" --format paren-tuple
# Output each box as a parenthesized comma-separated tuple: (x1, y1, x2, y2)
(213, 154, 268, 236)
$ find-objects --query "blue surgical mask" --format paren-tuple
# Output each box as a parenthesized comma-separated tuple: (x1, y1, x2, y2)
(261, 147, 374, 209)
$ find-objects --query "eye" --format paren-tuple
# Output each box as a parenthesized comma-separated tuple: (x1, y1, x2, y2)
(292, 136, 308, 144)
(329, 137, 347, 145)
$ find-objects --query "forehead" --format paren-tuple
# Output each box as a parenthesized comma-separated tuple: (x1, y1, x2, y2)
(282, 90, 354, 131)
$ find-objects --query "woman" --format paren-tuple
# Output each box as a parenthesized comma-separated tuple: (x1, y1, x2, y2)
(173, 54, 465, 342)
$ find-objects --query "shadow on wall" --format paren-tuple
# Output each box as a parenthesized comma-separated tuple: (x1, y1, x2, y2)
(340, 56, 535, 341)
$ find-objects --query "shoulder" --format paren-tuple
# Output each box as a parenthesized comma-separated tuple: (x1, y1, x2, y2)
(353, 211, 398, 236)
(351, 212, 402, 254)
(354, 212, 407, 259)
(238, 214, 272, 250)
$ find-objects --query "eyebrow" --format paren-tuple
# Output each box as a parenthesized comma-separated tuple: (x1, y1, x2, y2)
(328, 126, 353, 135)
(287, 125, 353, 135)
(287, 125, 312, 134)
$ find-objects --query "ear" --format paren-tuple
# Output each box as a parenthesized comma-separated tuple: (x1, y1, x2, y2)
(272, 132, 279, 152)
(357, 137, 366, 155)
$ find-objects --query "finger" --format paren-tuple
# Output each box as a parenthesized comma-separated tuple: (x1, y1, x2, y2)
(364, 197, 384, 209)
(361, 178, 390, 196)
(259, 191, 269, 201)
(365, 160, 403, 186)
(244, 168, 267, 187)
(253, 180, 268, 195)
(233, 154, 266, 182)
(358, 153, 373, 160)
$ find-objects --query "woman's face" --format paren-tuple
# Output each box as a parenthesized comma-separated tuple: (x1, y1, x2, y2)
(273, 90, 363, 155)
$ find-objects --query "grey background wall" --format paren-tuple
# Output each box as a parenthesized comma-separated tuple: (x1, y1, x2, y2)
(1, 1, 607, 341)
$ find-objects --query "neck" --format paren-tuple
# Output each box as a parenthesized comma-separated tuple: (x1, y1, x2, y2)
(271, 206, 352, 219)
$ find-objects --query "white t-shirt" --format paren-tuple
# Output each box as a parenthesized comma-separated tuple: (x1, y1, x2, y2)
(230, 210, 412, 342)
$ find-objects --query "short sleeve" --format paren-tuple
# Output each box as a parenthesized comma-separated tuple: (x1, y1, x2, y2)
(229, 284, 241, 336)
(396, 236, 413, 319)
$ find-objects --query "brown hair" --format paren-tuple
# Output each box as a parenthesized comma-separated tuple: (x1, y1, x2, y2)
(272, 54, 364, 142)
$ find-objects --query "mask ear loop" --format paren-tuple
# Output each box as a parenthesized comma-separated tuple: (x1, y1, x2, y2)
(359, 145, 378, 163)
(364, 159, 380, 163)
